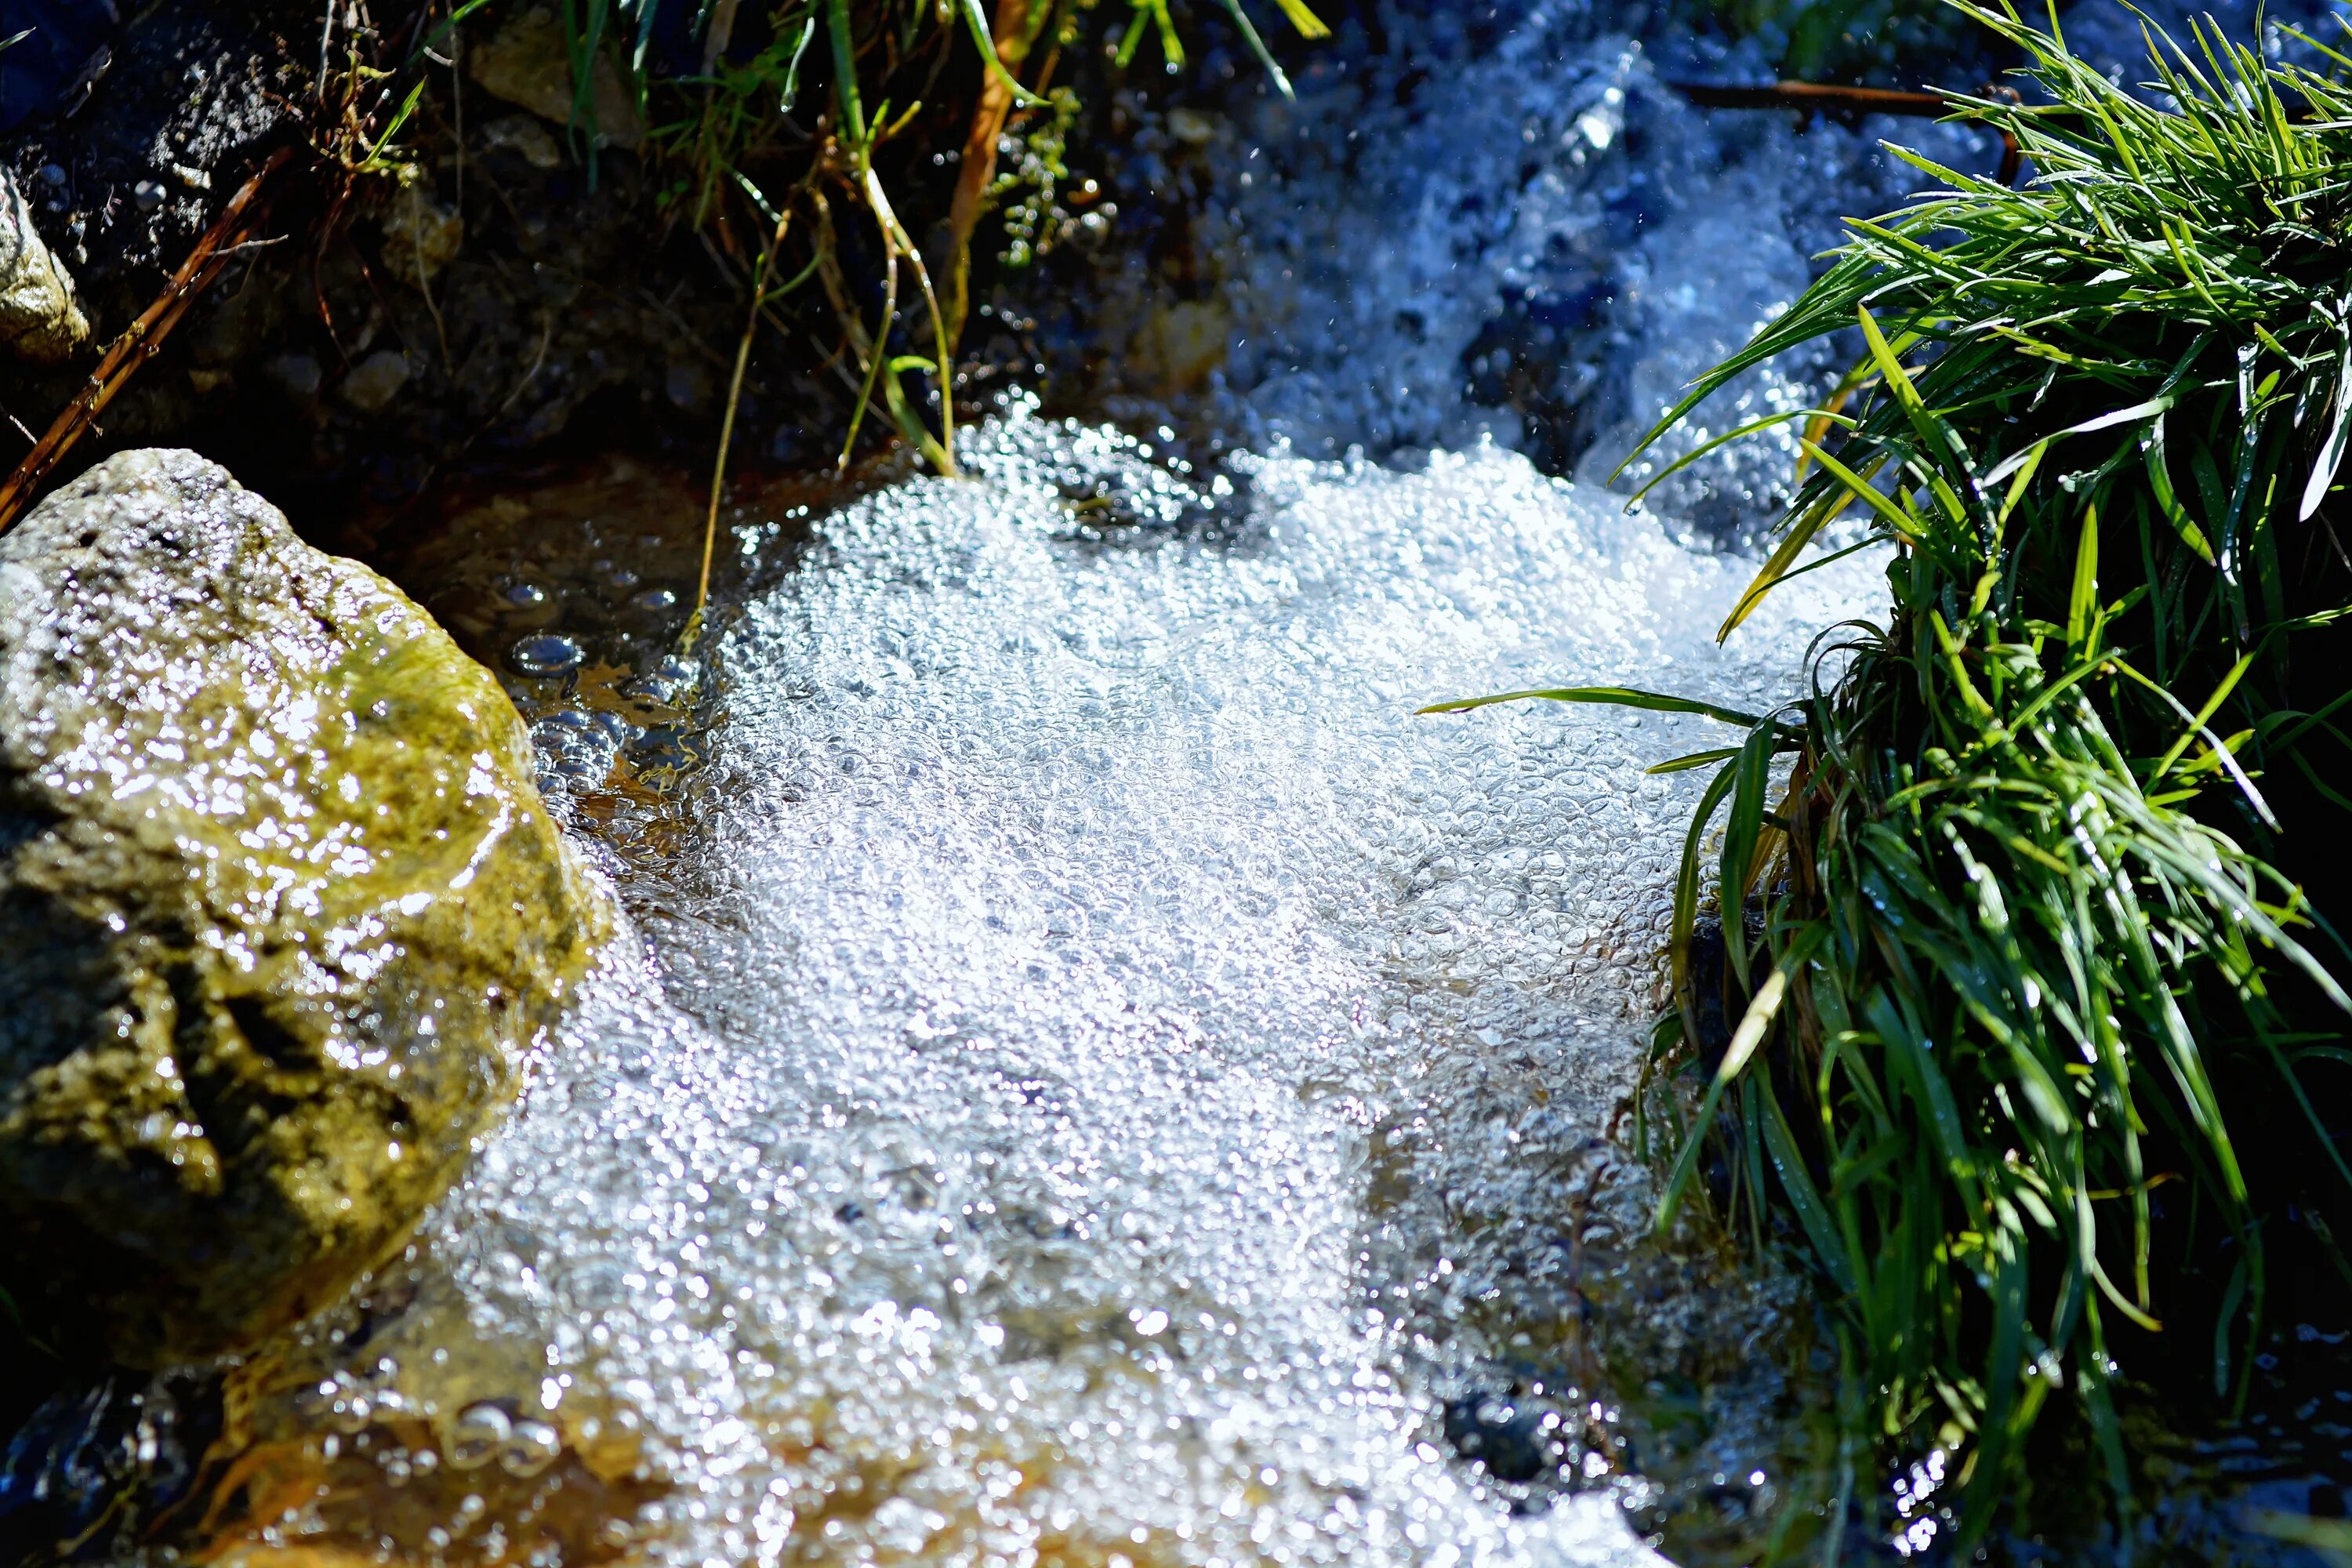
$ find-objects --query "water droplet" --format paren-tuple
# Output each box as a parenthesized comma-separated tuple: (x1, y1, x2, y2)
(508, 633, 583, 678)
(446, 1403, 512, 1471)
(326, 1391, 374, 1436)
(499, 1418, 563, 1478)
(506, 582, 551, 610)
(632, 588, 679, 614)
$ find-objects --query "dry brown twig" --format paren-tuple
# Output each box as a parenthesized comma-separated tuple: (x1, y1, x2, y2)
(0, 147, 295, 536)
(1671, 79, 2024, 182)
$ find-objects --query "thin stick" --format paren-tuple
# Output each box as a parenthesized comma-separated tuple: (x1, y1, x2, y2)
(1672, 79, 2024, 181)
(1670, 78, 1962, 114)
(837, 252, 898, 470)
(0, 147, 292, 535)
(863, 165, 956, 474)
(408, 180, 453, 372)
(945, 0, 1029, 350)
(694, 202, 795, 633)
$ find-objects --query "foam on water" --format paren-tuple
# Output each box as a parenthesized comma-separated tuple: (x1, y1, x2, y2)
(111, 7, 2352, 1562)
(328, 404, 1881, 1567)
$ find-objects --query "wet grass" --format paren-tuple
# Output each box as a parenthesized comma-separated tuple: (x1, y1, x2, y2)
(540, 0, 1321, 467)
(1432, 0, 2352, 1549)
(504, 0, 1322, 626)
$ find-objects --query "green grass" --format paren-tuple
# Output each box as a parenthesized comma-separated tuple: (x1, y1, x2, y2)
(1432, 0, 2352, 1547)
(529, 0, 1323, 477)
(416, 0, 1320, 626)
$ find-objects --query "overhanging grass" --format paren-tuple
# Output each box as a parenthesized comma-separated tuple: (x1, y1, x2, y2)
(1432, 0, 2352, 1545)
(536, 0, 1324, 469)
(409, 0, 1321, 627)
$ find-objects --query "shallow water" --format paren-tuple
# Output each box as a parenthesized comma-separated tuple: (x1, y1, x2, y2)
(39, 2, 2352, 1562)
(200, 407, 1875, 1567)
(120, 10, 2024, 1562)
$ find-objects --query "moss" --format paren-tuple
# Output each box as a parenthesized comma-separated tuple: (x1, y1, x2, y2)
(0, 449, 611, 1369)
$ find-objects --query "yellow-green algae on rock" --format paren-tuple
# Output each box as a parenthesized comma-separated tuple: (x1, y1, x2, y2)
(0, 449, 610, 1368)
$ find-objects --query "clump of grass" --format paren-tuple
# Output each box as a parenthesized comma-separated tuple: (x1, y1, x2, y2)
(511, 0, 1320, 630)
(543, 0, 1323, 460)
(1432, 0, 2352, 1545)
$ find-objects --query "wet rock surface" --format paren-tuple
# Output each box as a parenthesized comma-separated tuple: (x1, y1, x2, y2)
(0, 165, 86, 362)
(0, 448, 609, 1369)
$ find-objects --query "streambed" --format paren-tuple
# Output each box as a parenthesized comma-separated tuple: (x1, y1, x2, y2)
(242, 407, 1879, 1568)
(79, 13, 2011, 1565)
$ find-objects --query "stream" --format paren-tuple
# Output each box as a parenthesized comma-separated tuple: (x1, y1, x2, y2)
(40, 0, 2352, 1563)
(354, 407, 1881, 1568)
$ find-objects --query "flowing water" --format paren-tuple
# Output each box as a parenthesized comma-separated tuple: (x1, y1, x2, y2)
(281, 405, 1881, 1568)
(34, 2, 2352, 1564)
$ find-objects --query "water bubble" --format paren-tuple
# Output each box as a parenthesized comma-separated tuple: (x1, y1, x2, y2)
(498, 1419, 564, 1479)
(622, 652, 697, 704)
(446, 1403, 512, 1471)
(631, 588, 679, 614)
(507, 633, 584, 678)
(289, 408, 1881, 1565)
(506, 581, 552, 610)
(325, 1390, 374, 1436)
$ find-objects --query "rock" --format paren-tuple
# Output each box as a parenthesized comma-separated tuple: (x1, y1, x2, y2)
(377, 182, 463, 290)
(339, 348, 410, 412)
(0, 165, 89, 362)
(0, 451, 610, 1368)
(465, 5, 641, 151)
(265, 350, 323, 401)
(479, 114, 562, 171)
(1128, 299, 1229, 394)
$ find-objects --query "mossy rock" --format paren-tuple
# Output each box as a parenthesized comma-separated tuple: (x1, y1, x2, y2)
(0, 450, 609, 1369)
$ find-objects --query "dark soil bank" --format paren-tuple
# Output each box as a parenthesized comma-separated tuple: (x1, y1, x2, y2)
(0, 0, 783, 519)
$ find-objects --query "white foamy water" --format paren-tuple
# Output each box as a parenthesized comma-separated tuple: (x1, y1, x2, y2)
(125, 7, 2352, 1563)
(307, 405, 1881, 1568)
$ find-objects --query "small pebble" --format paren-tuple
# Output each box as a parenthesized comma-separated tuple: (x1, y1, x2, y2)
(132, 179, 165, 212)
(508, 633, 584, 678)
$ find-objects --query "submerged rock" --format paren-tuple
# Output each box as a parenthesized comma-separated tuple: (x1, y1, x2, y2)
(0, 451, 609, 1369)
